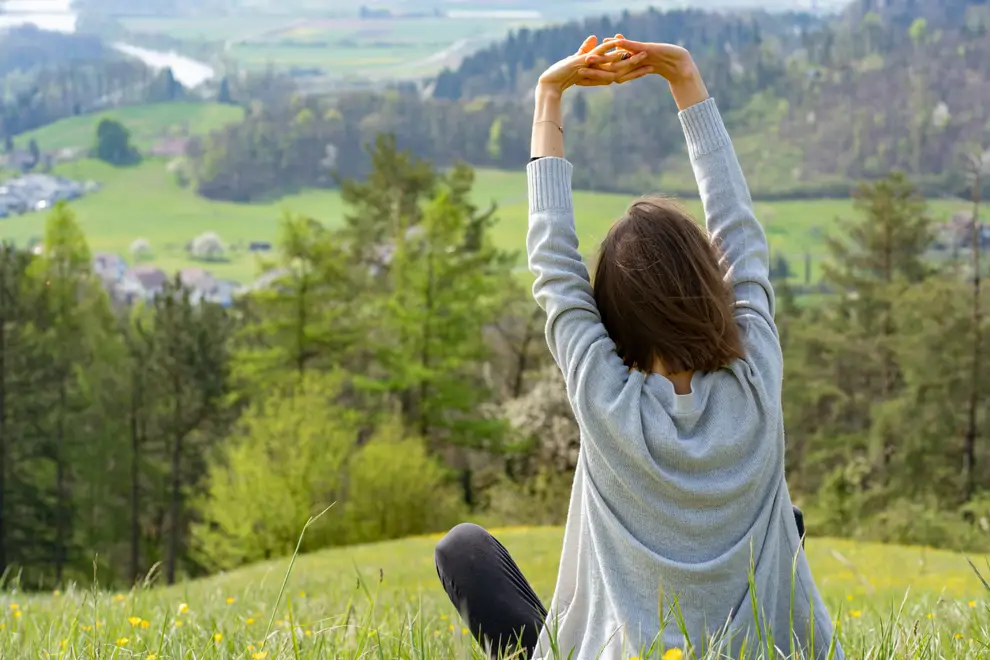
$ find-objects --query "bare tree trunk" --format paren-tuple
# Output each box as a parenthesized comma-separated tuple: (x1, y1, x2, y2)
(511, 308, 542, 399)
(166, 377, 182, 585)
(963, 165, 982, 502)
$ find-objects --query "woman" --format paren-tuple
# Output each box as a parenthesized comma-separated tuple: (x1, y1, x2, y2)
(435, 36, 841, 660)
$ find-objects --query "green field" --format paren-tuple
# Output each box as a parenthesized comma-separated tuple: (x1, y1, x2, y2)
(1, 527, 989, 658)
(13, 103, 245, 154)
(0, 158, 967, 285)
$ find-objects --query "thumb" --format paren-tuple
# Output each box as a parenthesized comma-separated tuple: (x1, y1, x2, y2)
(577, 35, 597, 54)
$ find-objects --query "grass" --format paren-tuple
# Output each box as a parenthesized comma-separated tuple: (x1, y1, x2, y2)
(0, 161, 969, 284)
(13, 103, 246, 154)
(2, 526, 990, 658)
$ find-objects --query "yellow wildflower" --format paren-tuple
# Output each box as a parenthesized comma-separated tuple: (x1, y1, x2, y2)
(246, 618, 255, 625)
(177, 603, 189, 614)
(116, 638, 129, 646)
(8, 604, 18, 611)
(956, 634, 965, 639)
(662, 651, 684, 660)
(462, 627, 469, 635)
(53, 590, 61, 597)
(226, 597, 235, 604)
(298, 591, 306, 598)
(128, 617, 143, 627)
(304, 629, 312, 637)
(969, 601, 977, 608)
(247, 644, 255, 651)
(140, 620, 151, 629)
(174, 620, 183, 627)
(253, 652, 268, 660)
(147, 655, 157, 660)
(214, 633, 223, 642)
(13, 611, 21, 619)
(846, 595, 853, 601)
(448, 624, 455, 632)
(80, 626, 91, 632)
(850, 610, 862, 618)
(60, 640, 67, 647)
(112, 594, 127, 603)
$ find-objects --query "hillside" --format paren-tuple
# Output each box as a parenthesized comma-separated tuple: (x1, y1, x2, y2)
(12, 102, 245, 152)
(427, 0, 990, 199)
(0, 528, 988, 657)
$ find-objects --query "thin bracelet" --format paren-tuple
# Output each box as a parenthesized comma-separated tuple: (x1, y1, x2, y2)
(534, 120, 563, 134)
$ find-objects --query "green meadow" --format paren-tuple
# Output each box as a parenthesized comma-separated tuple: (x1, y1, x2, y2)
(13, 103, 245, 153)
(2, 527, 990, 658)
(0, 156, 966, 284)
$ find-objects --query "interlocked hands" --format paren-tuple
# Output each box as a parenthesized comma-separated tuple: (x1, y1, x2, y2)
(537, 34, 701, 96)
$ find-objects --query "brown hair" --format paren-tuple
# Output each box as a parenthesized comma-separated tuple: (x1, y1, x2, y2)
(592, 196, 743, 374)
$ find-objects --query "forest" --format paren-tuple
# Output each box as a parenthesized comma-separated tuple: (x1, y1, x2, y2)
(0, 129, 987, 589)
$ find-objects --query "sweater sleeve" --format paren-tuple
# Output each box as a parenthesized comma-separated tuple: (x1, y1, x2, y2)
(679, 99, 778, 342)
(526, 157, 630, 413)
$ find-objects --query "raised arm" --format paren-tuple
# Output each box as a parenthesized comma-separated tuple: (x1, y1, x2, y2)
(526, 38, 652, 394)
(596, 42, 777, 335)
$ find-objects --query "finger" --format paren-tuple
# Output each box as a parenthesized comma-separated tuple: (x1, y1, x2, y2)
(585, 50, 627, 66)
(587, 50, 645, 68)
(610, 38, 647, 52)
(616, 64, 653, 84)
(578, 67, 615, 82)
(576, 35, 597, 55)
(589, 39, 621, 56)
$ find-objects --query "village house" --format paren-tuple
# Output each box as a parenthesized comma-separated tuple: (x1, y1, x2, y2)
(119, 265, 169, 303)
(93, 252, 128, 283)
(934, 211, 990, 252)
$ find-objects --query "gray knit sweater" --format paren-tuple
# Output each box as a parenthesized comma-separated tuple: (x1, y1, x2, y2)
(525, 98, 841, 660)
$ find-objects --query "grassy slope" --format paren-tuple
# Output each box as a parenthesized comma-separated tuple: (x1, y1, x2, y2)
(0, 162, 967, 284)
(1, 527, 988, 658)
(13, 103, 246, 153)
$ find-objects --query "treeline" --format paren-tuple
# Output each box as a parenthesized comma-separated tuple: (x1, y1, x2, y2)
(0, 26, 181, 143)
(181, 1, 990, 202)
(2, 134, 988, 589)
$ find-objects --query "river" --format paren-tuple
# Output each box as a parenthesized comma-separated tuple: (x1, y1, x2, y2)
(0, 0, 217, 88)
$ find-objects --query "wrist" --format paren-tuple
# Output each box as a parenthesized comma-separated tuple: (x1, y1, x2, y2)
(668, 64, 709, 112)
(535, 81, 564, 102)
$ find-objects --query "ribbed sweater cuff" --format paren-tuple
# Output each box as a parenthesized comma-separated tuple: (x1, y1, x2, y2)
(678, 97, 731, 160)
(527, 157, 573, 214)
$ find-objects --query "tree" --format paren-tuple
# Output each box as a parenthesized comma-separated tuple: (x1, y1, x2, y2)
(962, 147, 989, 501)
(217, 76, 233, 105)
(192, 374, 358, 571)
(27, 138, 40, 169)
(151, 279, 231, 584)
(93, 117, 140, 166)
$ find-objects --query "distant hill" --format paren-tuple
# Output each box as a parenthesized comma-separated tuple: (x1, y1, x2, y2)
(426, 0, 990, 198)
(0, 24, 110, 77)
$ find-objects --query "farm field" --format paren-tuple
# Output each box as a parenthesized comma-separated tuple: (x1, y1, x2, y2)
(1, 526, 989, 658)
(12, 103, 245, 153)
(0, 159, 967, 284)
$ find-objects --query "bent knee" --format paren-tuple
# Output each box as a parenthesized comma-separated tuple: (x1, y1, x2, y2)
(435, 523, 491, 569)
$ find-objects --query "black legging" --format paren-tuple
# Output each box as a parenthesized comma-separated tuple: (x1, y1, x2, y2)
(435, 509, 806, 660)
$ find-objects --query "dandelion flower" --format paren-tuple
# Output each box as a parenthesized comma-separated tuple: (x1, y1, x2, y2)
(226, 597, 235, 604)
(13, 611, 21, 619)
(969, 601, 977, 608)
(449, 624, 455, 632)
(60, 640, 67, 647)
(298, 591, 306, 598)
(956, 634, 965, 639)
(850, 610, 862, 618)
(80, 626, 91, 632)
(128, 617, 143, 627)
(147, 655, 157, 660)
(214, 633, 223, 642)
(253, 652, 268, 660)
(305, 629, 312, 637)
(53, 590, 61, 597)
(140, 620, 151, 629)
(246, 618, 255, 625)
(116, 638, 129, 647)
(112, 594, 127, 603)
(177, 603, 189, 614)
(662, 651, 684, 660)
(174, 620, 183, 627)
(8, 604, 18, 611)
(462, 627, 469, 635)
